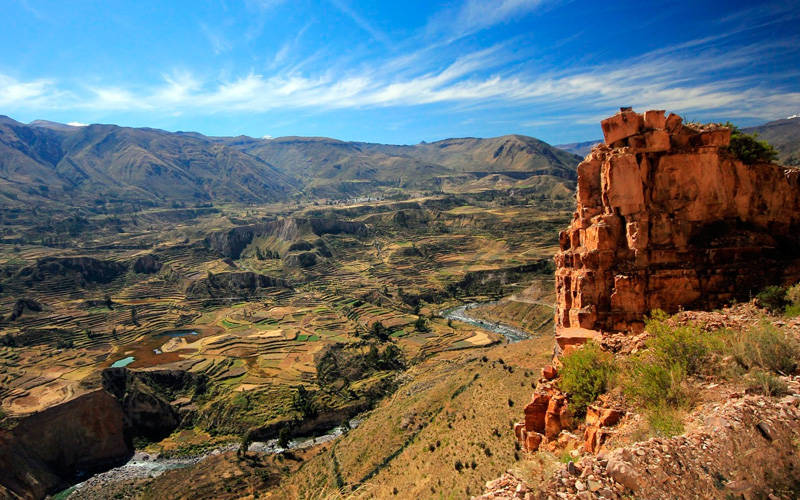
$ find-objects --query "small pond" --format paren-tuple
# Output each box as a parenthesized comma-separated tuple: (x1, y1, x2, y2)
(159, 330, 199, 338)
(110, 356, 135, 368)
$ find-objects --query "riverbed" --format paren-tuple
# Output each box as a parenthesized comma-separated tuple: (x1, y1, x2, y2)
(58, 419, 361, 498)
(440, 302, 531, 343)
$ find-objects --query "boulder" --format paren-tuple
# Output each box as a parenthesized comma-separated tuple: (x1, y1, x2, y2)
(643, 109, 666, 130)
(541, 365, 557, 380)
(523, 392, 550, 434)
(606, 457, 641, 491)
(601, 109, 644, 145)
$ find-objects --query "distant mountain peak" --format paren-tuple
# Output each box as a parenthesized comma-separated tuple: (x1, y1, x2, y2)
(29, 119, 86, 131)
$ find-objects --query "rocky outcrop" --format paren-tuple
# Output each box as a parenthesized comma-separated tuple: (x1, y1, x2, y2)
(556, 109, 800, 340)
(101, 367, 204, 441)
(7, 298, 42, 321)
(488, 393, 800, 499)
(0, 368, 205, 499)
(204, 217, 367, 259)
(514, 390, 573, 452)
(132, 253, 162, 274)
(185, 271, 289, 299)
(0, 390, 131, 499)
(17, 257, 127, 286)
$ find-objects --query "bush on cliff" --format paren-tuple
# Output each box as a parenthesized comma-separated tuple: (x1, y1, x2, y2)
(729, 322, 799, 376)
(558, 341, 615, 417)
(725, 123, 779, 164)
(623, 311, 711, 411)
(745, 369, 789, 397)
(784, 283, 800, 318)
(625, 357, 687, 409)
(756, 285, 788, 314)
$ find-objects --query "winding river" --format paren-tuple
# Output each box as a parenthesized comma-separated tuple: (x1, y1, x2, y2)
(60, 305, 533, 497)
(57, 419, 361, 498)
(440, 302, 532, 343)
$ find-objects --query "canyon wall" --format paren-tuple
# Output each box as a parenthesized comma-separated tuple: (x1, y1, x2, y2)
(555, 109, 800, 340)
(0, 389, 131, 499)
(0, 368, 200, 499)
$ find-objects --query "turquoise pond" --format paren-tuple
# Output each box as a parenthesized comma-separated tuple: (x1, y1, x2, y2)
(160, 330, 199, 337)
(110, 356, 135, 368)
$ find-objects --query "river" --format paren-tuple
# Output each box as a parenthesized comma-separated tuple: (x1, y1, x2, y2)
(440, 302, 532, 343)
(56, 419, 361, 498)
(60, 304, 530, 497)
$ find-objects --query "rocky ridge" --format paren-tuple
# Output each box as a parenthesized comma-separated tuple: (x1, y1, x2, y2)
(555, 108, 800, 343)
(482, 389, 800, 499)
(491, 110, 800, 499)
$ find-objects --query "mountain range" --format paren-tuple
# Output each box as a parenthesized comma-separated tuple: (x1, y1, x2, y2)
(743, 117, 800, 166)
(0, 116, 581, 209)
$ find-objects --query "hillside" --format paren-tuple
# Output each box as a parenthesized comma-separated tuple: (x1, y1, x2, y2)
(221, 134, 580, 198)
(0, 116, 582, 207)
(0, 116, 296, 209)
(554, 140, 601, 158)
(358, 135, 580, 175)
(744, 116, 800, 165)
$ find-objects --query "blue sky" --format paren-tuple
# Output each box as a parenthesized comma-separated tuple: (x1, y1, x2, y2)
(2, 0, 799, 144)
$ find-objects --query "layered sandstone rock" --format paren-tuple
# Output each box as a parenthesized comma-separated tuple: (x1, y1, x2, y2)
(514, 390, 573, 452)
(556, 109, 800, 339)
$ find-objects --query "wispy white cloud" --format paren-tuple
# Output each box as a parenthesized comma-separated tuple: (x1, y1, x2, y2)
(1, 30, 797, 125)
(66, 121, 88, 127)
(199, 22, 232, 54)
(326, 0, 392, 47)
(428, 0, 553, 42)
(0, 74, 65, 108)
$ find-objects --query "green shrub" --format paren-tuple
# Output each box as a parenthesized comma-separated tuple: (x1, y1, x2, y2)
(785, 284, 800, 318)
(625, 357, 687, 408)
(726, 123, 779, 164)
(729, 323, 800, 375)
(756, 286, 788, 314)
(746, 370, 789, 397)
(558, 341, 616, 416)
(786, 284, 800, 305)
(646, 405, 684, 437)
(644, 311, 709, 375)
(785, 304, 800, 318)
(622, 311, 713, 409)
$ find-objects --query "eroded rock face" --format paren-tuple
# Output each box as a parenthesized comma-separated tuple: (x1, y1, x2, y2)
(17, 257, 128, 286)
(556, 109, 800, 336)
(185, 271, 289, 298)
(132, 253, 162, 274)
(204, 217, 367, 259)
(0, 390, 131, 499)
(102, 367, 204, 442)
(515, 390, 573, 452)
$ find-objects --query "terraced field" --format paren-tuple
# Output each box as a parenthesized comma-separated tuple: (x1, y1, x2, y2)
(0, 192, 569, 453)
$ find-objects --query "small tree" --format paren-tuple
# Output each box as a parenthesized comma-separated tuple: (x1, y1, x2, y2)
(726, 123, 779, 164)
(370, 321, 389, 341)
(278, 426, 291, 448)
(292, 385, 317, 418)
(238, 430, 253, 458)
(130, 306, 139, 326)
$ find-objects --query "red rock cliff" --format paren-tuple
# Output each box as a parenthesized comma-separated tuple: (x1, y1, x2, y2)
(555, 109, 800, 341)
